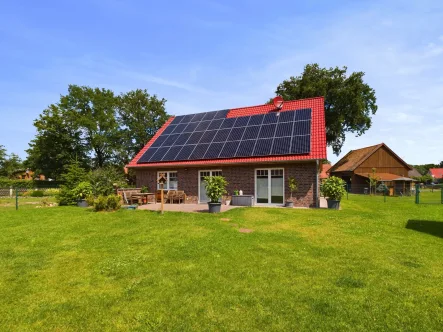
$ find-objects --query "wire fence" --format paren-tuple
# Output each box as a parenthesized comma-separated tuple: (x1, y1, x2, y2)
(326, 183, 442, 205)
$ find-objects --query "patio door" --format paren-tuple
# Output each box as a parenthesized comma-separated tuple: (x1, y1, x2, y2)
(255, 169, 284, 204)
(199, 170, 222, 203)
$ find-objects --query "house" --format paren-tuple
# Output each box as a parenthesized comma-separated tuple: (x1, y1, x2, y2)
(320, 163, 331, 181)
(11, 169, 45, 181)
(408, 167, 422, 179)
(126, 97, 327, 207)
(329, 143, 415, 195)
(428, 168, 443, 182)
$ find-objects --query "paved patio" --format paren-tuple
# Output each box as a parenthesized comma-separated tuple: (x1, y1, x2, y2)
(135, 198, 328, 213)
(137, 203, 241, 213)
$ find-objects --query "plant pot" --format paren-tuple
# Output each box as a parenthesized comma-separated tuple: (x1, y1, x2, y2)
(208, 202, 222, 213)
(77, 199, 88, 208)
(326, 199, 340, 210)
(225, 200, 231, 206)
(285, 201, 294, 208)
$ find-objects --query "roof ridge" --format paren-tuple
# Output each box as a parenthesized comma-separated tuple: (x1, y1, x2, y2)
(230, 96, 324, 111)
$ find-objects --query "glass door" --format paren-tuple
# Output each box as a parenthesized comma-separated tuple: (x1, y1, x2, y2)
(199, 170, 222, 203)
(255, 169, 284, 204)
(256, 170, 269, 203)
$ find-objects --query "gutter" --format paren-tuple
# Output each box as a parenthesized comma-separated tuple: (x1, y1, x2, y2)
(316, 159, 320, 208)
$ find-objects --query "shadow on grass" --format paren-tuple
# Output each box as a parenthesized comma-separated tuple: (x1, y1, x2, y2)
(406, 220, 443, 238)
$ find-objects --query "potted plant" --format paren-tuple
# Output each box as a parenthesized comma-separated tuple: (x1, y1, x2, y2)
(286, 176, 298, 207)
(321, 176, 346, 209)
(233, 190, 239, 196)
(203, 175, 228, 213)
(72, 181, 93, 207)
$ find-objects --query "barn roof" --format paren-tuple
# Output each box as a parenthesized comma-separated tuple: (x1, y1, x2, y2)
(127, 97, 326, 168)
(329, 143, 412, 173)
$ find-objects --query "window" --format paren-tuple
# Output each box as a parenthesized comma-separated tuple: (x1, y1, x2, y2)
(157, 171, 178, 190)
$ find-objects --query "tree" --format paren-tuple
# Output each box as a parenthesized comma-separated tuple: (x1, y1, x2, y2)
(117, 89, 169, 164)
(272, 64, 377, 155)
(0, 152, 23, 178)
(60, 85, 120, 168)
(26, 104, 88, 180)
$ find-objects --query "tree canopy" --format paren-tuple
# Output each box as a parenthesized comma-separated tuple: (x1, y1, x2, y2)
(25, 85, 169, 179)
(0, 145, 24, 178)
(273, 64, 378, 155)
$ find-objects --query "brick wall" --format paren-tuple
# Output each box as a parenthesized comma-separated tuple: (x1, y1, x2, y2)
(135, 161, 318, 207)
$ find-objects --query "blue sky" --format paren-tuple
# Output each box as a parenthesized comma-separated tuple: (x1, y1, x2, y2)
(1, 0, 442, 165)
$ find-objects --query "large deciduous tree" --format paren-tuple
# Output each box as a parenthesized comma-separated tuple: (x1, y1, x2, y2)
(273, 64, 377, 155)
(26, 85, 169, 177)
(117, 89, 169, 164)
(60, 85, 120, 168)
(26, 104, 88, 180)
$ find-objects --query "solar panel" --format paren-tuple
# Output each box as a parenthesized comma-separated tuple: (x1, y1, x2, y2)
(219, 141, 240, 158)
(137, 108, 312, 163)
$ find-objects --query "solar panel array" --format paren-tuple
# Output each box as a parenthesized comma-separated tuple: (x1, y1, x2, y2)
(137, 108, 312, 163)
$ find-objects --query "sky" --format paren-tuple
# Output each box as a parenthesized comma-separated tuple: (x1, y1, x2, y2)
(0, 0, 442, 165)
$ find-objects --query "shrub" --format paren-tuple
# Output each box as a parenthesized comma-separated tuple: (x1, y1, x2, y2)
(43, 188, 60, 196)
(72, 182, 93, 200)
(322, 176, 346, 201)
(92, 194, 121, 212)
(88, 167, 126, 196)
(203, 176, 228, 203)
(30, 190, 44, 197)
(57, 187, 78, 206)
(106, 195, 121, 211)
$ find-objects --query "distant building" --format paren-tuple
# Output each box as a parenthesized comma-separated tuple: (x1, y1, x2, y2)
(320, 163, 331, 181)
(428, 168, 443, 181)
(329, 143, 415, 195)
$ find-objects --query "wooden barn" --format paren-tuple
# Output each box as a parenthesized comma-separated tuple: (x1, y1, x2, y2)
(329, 143, 415, 195)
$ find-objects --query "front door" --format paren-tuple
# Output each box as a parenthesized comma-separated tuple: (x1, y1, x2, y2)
(199, 170, 222, 203)
(255, 169, 284, 204)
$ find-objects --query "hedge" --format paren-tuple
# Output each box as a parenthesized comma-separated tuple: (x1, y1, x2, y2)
(0, 178, 63, 189)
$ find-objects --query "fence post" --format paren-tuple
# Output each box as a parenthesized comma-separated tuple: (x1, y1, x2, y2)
(10, 186, 12, 198)
(346, 183, 349, 200)
(415, 183, 420, 204)
(15, 188, 18, 210)
(384, 189, 386, 203)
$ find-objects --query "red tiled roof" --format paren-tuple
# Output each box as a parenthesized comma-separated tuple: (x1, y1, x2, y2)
(127, 97, 326, 168)
(429, 168, 443, 178)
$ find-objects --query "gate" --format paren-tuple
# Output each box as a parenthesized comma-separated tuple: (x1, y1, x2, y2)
(415, 184, 443, 204)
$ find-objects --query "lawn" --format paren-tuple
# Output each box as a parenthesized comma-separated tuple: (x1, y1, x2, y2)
(0, 194, 442, 331)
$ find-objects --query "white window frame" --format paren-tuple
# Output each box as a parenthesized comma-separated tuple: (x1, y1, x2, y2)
(254, 168, 285, 205)
(198, 169, 223, 203)
(157, 171, 178, 190)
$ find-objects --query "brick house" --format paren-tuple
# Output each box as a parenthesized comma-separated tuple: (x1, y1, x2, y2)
(126, 97, 327, 207)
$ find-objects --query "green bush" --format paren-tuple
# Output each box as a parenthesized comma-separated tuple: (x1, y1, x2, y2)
(203, 176, 228, 203)
(106, 195, 121, 211)
(30, 190, 44, 197)
(72, 182, 93, 200)
(43, 188, 60, 196)
(88, 167, 126, 196)
(322, 176, 346, 201)
(92, 195, 121, 212)
(57, 187, 78, 206)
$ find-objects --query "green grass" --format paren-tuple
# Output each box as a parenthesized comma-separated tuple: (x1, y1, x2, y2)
(0, 194, 442, 331)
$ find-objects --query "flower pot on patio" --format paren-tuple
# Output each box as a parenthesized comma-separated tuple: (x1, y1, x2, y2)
(77, 199, 88, 208)
(208, 202, 222, 213)
(285, 201, 294, 208)
(326, 199, 340, 210)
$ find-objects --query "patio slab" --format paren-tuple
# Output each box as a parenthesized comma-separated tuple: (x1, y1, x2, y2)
(137, 203, 241, 213)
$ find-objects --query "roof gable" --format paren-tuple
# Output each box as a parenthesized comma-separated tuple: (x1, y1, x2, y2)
(330, 143, 411, 173)
(127, 97, 326, 168)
